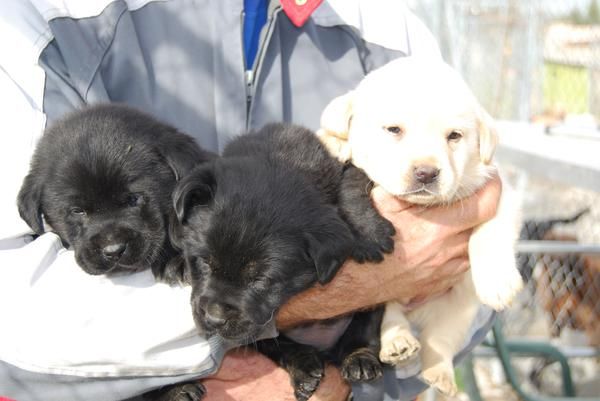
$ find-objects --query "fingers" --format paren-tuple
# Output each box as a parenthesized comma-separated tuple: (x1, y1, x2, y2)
(427, 230, 471, 269)
(371, 185, 413, 214)
(203, 349, 296, 401)
(371, 174, 501, 235)
(407, 258, 470, 306)
(207, 348, 278, 381)
(471, 172, 502, 223)
(408, 173, 502, 231)
(390, 226, 470, 271)
(203, 349, 350, 401)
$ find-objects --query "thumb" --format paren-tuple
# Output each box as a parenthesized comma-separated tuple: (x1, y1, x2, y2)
(371, 185, 413, 214)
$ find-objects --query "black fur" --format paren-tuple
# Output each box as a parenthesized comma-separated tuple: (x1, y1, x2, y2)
(518, 208, 589, 282)
(338, 167, 395, 262)
(17, 103, 214, 282)
(173, 123, 393, 399)
(256, 308, 385, 401)
(143, 382, 206, 401)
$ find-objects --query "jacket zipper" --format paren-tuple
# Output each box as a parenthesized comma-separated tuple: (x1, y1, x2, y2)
(245, 2, 281, 130)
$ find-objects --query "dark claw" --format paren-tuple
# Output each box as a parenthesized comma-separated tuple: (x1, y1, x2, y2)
(373, 219, 396, 253)
(351, 234, 394, 263)
(351, 242, 385, 263)
(379, 235, 395, 253)
(143, 382, 206, 401)
(293, 374, 322, 401)
(351, 216, 395, 263)
(341, 349, 383, 383)
(288, 351, 325, 401)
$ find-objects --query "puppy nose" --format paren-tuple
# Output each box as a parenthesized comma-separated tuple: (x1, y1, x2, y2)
(413, 165, 440, 184)
(204, 302, 230, 328)
(102, 243, 127, 260)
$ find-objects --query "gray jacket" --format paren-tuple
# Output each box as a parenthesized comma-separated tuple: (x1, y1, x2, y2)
(0, 1, 492, 400)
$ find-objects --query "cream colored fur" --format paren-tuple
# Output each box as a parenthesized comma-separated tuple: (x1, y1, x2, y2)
(317, 57, 523, 395)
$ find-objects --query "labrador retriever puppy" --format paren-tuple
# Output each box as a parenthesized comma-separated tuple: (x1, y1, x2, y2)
(317, 57, 523, 396)
(17, 103, 215, 283)
(173, 123, 393, 400)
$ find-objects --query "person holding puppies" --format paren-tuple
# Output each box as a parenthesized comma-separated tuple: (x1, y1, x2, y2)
(0, 1, 501, 400)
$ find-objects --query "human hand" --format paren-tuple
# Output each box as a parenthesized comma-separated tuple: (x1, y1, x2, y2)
(369, 173, 502, 306)
(276, 174, 501, 328)
(201, 348, 350, 401)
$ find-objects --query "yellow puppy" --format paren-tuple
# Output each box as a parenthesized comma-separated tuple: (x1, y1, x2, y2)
(317, 57, 523, 396)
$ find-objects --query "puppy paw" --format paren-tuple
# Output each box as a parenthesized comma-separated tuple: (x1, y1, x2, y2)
(373, 217, 396, 250)
(155, 255, 191, 286)
(351, 241, 386, 263)
(474, 265, 523, 310)
(351, 215, 395, 263)
(421, 364, 458, 397)
(341, 348, 383, 382)
(379, 331, 421, 365)
(143, 382, 206, 401)
(288, 352, 324, 401)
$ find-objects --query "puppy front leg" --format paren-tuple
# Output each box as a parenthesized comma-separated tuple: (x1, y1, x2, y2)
(142, 382, 206, 401)
(410, 273, 479, 396)
(338, 165, 396, 263)
(379, 301, 421, 365)
(470, 187, 523, 310)
(256, 337, 325, 401)
(153, 253, 192, 286)
(333, 308, 384, 383)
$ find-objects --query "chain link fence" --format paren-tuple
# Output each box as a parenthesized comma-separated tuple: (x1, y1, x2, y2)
(488, 169, 600, 399)
(408, 0, 600, 126)
(406, 1, 600, 399)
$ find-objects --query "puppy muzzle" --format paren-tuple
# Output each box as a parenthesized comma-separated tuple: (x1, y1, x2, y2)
(193, 298, 273, 341)
(78, 226, 149, 274)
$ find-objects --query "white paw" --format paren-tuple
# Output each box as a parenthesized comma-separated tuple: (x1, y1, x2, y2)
(421, 364, 458, 396)
(475, 266, 524, 310)
(379, 331, 421, 365)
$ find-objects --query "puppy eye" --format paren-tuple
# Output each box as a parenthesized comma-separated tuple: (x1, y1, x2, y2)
(70, 207, 86, 216)
(447, 130, 463, 141)
(384, 125, 404, 136)
(126, 193, 142, 207)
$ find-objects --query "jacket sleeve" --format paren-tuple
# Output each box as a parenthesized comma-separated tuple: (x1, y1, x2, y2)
(0, 1, 219, 384)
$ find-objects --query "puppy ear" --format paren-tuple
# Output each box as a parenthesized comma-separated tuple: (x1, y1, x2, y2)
(304, 213, 354, 285)
(17, 173, 45, 234)
(317, 91, 354, 162)
(321, 91, 354, 137)
(158, 134, 216, 181)
(173, 165, 216, 223)
(477, 107, 499, 165)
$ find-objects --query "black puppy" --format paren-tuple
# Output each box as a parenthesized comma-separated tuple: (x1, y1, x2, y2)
(17, 104, 214, 283)
(173, 123, 394, 400)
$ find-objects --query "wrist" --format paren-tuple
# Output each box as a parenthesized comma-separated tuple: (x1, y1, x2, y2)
(277, 259, 394, 329)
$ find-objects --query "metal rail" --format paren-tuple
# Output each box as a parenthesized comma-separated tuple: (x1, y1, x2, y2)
(516, 241, 600, 254)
